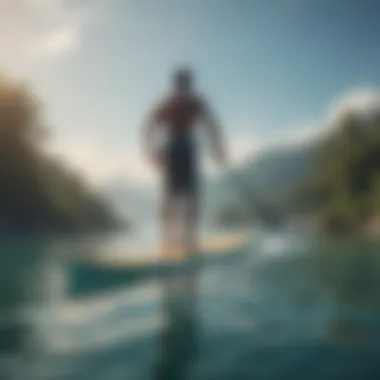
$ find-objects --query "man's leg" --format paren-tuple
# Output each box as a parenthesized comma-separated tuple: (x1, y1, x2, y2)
(180, 194, 200, 318)
(183, 194, 199, 256)
(161, 193, 176, 258)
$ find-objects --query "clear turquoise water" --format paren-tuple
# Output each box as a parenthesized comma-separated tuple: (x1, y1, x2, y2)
(1, 231, 380, 380)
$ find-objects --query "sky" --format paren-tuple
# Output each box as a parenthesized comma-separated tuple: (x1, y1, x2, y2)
(2, 0, 380, 188)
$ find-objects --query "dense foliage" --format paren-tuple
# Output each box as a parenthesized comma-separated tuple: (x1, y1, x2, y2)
(0, 76, 121, 235)
(292, 111, 380, 233)
(214, 104, 380, 235)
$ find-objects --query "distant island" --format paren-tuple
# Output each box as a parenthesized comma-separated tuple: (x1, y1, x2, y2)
(0, 76, 124, 236)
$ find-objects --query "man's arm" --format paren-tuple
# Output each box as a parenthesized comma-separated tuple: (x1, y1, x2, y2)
(201, 99, 228, 166)
(141, 103, 164, 167)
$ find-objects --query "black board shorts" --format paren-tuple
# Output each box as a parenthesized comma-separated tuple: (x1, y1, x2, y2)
(164, 133, 198, 197)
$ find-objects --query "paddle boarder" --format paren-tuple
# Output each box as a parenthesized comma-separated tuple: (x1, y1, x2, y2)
(142, 67, 228, 257)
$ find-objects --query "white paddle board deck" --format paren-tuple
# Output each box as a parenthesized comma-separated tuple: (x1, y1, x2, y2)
(85, 230, 251, 268)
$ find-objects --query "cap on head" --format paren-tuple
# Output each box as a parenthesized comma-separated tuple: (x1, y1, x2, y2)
(173, 67, 193, 91)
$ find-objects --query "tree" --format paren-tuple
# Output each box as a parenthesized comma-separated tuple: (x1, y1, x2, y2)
(292, 107, 380, 233)
(0, 76, 120, 234)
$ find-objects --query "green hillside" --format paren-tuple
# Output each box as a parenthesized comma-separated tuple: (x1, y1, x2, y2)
(0, 76, 122, 235)
(213, 97, 380, 236)
(293, 111, 380, 235)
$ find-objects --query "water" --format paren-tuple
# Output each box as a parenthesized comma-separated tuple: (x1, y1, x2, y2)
(1, 231, 380, 380)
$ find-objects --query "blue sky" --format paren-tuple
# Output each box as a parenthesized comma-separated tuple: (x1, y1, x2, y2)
(2, 0, 380, 186)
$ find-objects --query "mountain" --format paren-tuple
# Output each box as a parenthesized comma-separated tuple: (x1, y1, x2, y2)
(209, 141, 319, 226)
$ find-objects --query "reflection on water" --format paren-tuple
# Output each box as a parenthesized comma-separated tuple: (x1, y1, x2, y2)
(316, 239, 380, 309)
(1, 232, 380, 379)
(152, 263, 200, 380)
(313, 239, 380, 346)
(0, 237, 68, 378)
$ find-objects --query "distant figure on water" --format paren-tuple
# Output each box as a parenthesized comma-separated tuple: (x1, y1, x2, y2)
(142, 67, 227, 257)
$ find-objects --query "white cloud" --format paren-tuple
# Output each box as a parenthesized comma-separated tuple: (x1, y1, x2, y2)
(328, 88, 380, 125)
(0, 0, 111, 72)
(202, 133, 263, 178)
(271, 88, 380, 150)
(229, 134, 263, 163)
(45, 134, 158, 187)
(31, 27, 79, 58)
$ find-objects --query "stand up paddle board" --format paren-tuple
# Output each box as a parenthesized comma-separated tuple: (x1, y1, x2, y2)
(69, 230, 251, 297)
(85, 230, 251, 268)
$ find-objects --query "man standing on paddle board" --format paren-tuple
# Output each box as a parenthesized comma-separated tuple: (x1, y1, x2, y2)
(142, 67, 228, 256)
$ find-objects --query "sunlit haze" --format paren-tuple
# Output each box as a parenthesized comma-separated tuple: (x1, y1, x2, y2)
(2, 0, 380, 189)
